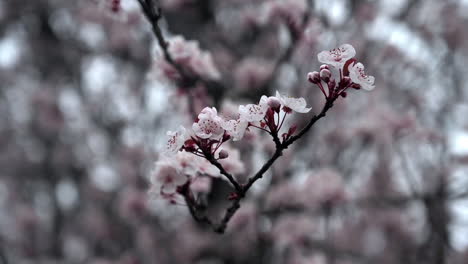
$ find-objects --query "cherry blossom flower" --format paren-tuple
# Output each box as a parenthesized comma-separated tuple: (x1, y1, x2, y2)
(174, 152, 220, 178)
(165, 126, 186, 154)
(155, 36, 220, 81)
(222, 119, 248, 141)
(348, 62, 375, 91)
(190, 52, 221, 80)
(260, 95, 282, 112)
(239, 103, 269, 122)
(174, 151, 200, 176)
(167, 36, 199, 63)
(151, 159, 187, 196)
(192, 107, 225, 140)
(275, 91, 311, 113)
(190, 177, 212, 193)
(197, 107, 218, 120)
(317, 44, 356, 69)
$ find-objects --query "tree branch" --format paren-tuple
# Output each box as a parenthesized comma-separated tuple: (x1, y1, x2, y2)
(210, 98, 337, 233)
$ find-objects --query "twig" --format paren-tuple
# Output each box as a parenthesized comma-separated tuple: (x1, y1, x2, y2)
(136, 0, 196, 86)
(204, 153, 242, 192)
(207, 99, 337, 233)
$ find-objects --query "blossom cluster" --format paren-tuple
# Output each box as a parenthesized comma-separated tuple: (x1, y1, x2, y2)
(155, 36, 221, 81)
(168, 91, 310, 151)
(308, 44, 375, 99)
(150, 145, 246, 204)
(152, 91, 312, 203)
(151, 44, 374, 210)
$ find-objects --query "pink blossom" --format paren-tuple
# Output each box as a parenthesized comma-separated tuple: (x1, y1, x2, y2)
(239, 103, 269, 122)
(156, 36, 220, 80)
(192, 107, 225, 140)
(348, 62, 375, 91)
(174, 152, 220, 178)
(222, 119, 248, 141)
(167, 36, 199, 63)
(317, 44, 356, 69)
(190, 177, 212, 193)
(189, 52, 221, 80)
(275, 91, 311, 113)
(165, 126, 186, 154)
(260, 95, 282, 111)
(150, 159, 187, 196)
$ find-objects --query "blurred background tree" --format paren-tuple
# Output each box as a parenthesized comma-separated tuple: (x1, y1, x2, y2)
(1, 0, 468, 263)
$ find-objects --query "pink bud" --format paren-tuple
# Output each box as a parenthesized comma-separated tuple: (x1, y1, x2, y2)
(351, 83, 361, 89)
(307, 71, 320, 84)
(320, 64, 329, 71)
(340, 91, 347, 98)
(287, 125, 297, 136)
(320, 69, 331, 82)
(218, 150, 229, 159)
(267, 97, 281, 112)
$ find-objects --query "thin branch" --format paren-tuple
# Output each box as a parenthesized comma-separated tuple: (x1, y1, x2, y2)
(136, 0, 195, 84)
(211, 99, 337, 233)
(204, 153, 242, 193)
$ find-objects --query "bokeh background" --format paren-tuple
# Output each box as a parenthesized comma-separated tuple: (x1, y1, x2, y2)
(1, 0, 468, 263)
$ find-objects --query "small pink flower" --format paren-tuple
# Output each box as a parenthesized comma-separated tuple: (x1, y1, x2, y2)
(222, 119, 248, 141)
(348, 62, 375, 91)
(192, 107, 225, 140)
(167, 36, 199, 63)
(260, 95, 282, 112)
(239, 103, 269, 122)
(156, 36, 220, 81)
(190, 177, 212, 193)
(275, 91, 311, 113)
(317, 44, 356, 69)
(190, 52, 221, 80)
(151, 159, 187, 195)
(165, 126, 186, 154)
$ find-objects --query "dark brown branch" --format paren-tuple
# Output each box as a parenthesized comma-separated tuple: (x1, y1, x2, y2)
(204, 153, 242, 192)
(211, 98, 337, 233)
(136, 0, 196, 85)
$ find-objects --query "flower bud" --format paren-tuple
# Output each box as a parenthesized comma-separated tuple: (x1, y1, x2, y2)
(218, 150, 229, 159)
(307, 71, 320, 84)
(340, 91, 347, 98)
(320, 69, 331, 82)
(351, 83, 361, 89)
(267, 97, 281, 112)
(320, 64, 329, 71)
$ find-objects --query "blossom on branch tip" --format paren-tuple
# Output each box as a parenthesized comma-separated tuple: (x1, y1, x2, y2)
(192, 107, 225, 140)
(348, 62, 375, 91)
(275, 91, 311, 113)
(260, 95, 282, 113)
(165, 126, 186, 154)
(307, 71, 320, 84)
(222, 119, 248, 141)
(151, 159, 187, 196)
(239, 103, 268, 122)
(317, 44, 356, 69)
